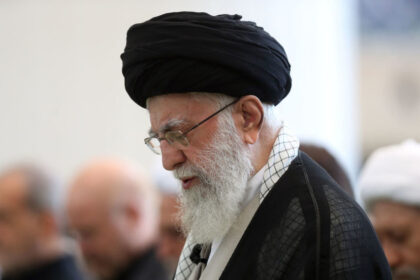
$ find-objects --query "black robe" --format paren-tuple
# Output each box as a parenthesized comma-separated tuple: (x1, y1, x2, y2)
(1, 255, 84, 280)
(112, 248, 168, 280)
(217, 152, 391, 280)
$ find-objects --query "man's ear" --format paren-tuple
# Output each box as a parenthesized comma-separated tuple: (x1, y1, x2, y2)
(233, 95, 264, 144)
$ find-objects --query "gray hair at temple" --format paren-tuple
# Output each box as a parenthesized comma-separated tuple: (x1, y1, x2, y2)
(147, 92, 282, 133)
(0, 163, 62, 218)
(201, 93, 282, 132)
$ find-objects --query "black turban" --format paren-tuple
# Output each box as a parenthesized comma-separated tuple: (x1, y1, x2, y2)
(121, 12, 292, 108)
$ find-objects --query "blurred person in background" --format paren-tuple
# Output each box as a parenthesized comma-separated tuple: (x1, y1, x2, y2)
(152, 164, 185, 277)
(300, 143, 354, 198)
(66, 159, 168, 280)
(359, 140, 420, 280)
(0, 164, 84, 280)
(158, 194, 184, 276)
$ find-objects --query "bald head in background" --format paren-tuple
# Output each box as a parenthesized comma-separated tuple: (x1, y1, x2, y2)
(66, 159, 167, 280)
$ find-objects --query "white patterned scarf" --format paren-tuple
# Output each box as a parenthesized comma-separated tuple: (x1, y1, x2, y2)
(174, 125, 300, 280)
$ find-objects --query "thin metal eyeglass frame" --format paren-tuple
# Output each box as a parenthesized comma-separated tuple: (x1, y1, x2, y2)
(145, 98, 239, 154)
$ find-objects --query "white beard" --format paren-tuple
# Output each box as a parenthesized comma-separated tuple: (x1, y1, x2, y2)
(174, 113, 254, 244)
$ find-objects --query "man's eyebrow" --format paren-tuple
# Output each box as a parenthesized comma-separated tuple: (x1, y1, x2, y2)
(148, 119, 188, 136)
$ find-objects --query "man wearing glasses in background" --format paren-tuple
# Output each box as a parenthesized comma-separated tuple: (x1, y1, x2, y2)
(120, 12, 391, 280)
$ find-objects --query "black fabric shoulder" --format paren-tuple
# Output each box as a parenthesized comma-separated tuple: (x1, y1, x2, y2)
(220, 151, 391, 280)
(115, 247, 168, 280)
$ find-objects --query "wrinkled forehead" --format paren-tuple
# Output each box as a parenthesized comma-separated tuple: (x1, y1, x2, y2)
(147, 93, 217, 133)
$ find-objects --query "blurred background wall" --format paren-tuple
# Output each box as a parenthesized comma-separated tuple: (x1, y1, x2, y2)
(359, 0, 420, 160)
(2, 0, 417, 197)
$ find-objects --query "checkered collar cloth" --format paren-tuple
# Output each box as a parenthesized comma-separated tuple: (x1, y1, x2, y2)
(174, 125, 300, 280)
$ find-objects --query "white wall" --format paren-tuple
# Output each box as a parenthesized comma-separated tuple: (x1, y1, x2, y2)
(0, 0, 358, 184)
(360, 40, 420, 156)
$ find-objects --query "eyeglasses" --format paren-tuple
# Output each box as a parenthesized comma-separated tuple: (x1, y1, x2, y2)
(145, 98, 239, 155)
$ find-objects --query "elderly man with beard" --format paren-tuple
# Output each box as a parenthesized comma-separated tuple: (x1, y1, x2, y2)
(120, 12, 391, 280)
(66, 159, 168, 280)
(359, 140, 420, 280)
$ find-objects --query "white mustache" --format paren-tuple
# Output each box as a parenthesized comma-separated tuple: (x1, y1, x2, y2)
(173, 165, 200, 180)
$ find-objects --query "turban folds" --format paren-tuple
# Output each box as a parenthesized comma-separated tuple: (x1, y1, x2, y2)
(121, 12, 292, 108)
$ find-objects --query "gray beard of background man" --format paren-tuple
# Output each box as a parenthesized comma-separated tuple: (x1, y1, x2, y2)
(174, 109, 254, 244)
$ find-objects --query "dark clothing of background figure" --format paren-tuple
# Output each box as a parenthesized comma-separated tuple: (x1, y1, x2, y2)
(216, 152, 391, 280)
(1, 255, 84, 280)
(112, 248, 168, 280)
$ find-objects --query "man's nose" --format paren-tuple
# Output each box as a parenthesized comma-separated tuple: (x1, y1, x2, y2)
(160, 141, 186, 171)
